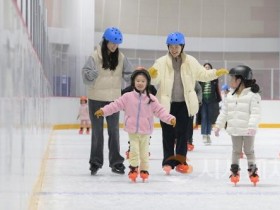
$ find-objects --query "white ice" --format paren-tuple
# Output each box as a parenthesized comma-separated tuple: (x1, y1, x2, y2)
(36, 128, 280, 210)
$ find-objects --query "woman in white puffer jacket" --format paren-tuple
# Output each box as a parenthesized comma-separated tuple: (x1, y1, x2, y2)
(214, 65, 261, 186)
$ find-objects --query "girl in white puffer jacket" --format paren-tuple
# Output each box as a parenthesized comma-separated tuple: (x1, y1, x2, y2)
(214, 65, 261, 186)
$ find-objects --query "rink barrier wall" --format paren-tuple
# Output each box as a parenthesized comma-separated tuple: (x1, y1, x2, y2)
(50, 98, 280, 129)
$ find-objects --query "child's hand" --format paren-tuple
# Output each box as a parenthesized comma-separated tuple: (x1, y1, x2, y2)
(170, 118, 176, 127)
(214, 127, 220, 137)
(94, 109, 104, 118)
(247, 129, 256, 136)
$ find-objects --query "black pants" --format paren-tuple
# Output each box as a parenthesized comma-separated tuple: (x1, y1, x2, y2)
(186, 116, 194, 144)
(88, 99, 124, 168)
(160, 102, 190, 168)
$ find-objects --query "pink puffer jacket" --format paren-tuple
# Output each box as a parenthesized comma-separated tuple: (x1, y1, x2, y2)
(101, 90, 175, 135)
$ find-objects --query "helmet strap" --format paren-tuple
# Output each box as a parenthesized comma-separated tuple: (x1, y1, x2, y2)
(232, 79, 242, 95)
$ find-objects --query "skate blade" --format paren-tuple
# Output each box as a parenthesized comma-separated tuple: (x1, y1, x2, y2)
(140, 176, 149, 182)
(130, 178, 136, 183)
(186, 165, 193, 174)
(163, 166, 172, 175)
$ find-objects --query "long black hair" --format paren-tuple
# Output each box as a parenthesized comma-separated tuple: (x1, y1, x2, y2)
(235, 75, 260, 94)
(101, 39, 119, 70)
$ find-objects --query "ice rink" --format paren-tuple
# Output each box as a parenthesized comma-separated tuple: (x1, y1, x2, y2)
(33, 128, 280, 210)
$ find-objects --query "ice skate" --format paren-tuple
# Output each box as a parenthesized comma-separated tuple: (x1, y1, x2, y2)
(203, 135, 211, 145)
(248, 164, 259, 186)
(89, 164, 99, 176)
(112, 163, 125, 175)
(163, 165, 172, 175)
(86, 128, 90, 135)
(140, 170, 149, 182)
(229, 164, 240, 186)
(79, 128, 83, 134)
(128, 166, 138, 182)
(205, 135, 212, 145)
(175, 163, 193, 174)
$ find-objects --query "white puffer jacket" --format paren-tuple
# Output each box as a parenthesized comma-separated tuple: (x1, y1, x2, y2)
(215, 88, 261, 136)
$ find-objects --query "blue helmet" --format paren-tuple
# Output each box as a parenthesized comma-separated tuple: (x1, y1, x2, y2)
(103, 27, 123, 44)
(166, 32, 185, 45)
(221, 84, 229, 91)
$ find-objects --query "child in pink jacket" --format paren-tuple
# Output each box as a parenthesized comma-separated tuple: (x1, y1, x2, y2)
(95, 69, 176, 182)
(77, 96, 91, 134)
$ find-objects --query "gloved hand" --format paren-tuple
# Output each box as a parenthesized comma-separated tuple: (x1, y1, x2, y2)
(247, 129, 256, 136)
(170, 118, 176, 127)
(214, 127, 220, 137)
(216, 68, 229, 77)
(94, 109, 104, 118)
(148, 67, 158, 79)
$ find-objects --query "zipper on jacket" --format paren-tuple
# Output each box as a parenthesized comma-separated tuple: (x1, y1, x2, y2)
(135, 94, 142, 133)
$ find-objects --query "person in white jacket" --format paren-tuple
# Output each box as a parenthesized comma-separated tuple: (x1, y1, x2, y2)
(214, 65, 261, 185)
(148, 32, 229, 174)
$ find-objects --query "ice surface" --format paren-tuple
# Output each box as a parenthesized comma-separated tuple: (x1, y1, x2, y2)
(29, 129, 280, 210)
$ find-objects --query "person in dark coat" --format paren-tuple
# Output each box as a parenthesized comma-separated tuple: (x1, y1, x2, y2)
(199, 63, 222, 145)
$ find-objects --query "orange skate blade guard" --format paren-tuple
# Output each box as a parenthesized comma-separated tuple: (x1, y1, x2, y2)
(231, 176, 240, 185)
(129, 172, 138, 182)
(250, 176, 259, 186)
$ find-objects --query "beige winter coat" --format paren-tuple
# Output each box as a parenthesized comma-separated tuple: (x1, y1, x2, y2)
(151, 53, 218, 116)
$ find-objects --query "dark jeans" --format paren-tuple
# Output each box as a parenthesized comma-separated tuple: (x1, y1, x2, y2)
(160, 102, 190, 168)
(186, 116, 194, 144)
(201, 102, 212, 135)
(88, 99, 124, 168)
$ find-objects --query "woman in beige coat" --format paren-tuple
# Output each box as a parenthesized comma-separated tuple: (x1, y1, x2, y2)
(149, 32, 228, 174)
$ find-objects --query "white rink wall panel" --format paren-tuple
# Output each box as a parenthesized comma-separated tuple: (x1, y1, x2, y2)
(49, 98, 280, 126)
(0, 1, 52, 210)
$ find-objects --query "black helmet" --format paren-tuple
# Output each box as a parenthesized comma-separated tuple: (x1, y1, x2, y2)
(131, 69, 151, 87)
(229, 65, 253, 80)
